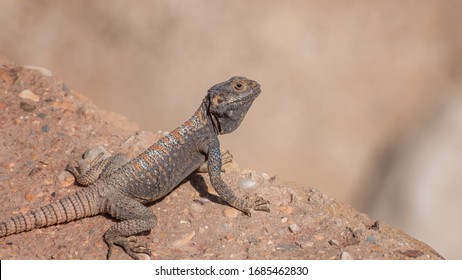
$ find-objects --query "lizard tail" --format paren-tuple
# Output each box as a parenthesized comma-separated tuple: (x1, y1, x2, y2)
(0, 188, 101, 237)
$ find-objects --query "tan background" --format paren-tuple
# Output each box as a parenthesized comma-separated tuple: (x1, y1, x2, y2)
(1, 0, 461, 258)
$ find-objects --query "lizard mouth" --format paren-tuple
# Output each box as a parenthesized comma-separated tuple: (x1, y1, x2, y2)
(231, 84, 260, 104)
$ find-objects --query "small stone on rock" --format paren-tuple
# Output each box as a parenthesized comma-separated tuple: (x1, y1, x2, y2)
(261, 173, 270, 180)
(190, 202, 204, 213)
(19, 89, 40, 102)
(173, 231, 195, 247)
(223, 207, 240, 218)
(314, 234, 325, 241)
(20, 102, 36, 112)
(136, 253, 151, 260)
(24, 193, 35, 202)
(366, 235, 376, 243)
(340, 251, 353, 260)
(329, 239, 340, 247)
(289, 223, 300, 233)
(41, 124, 50, 133)
(239, 177, 257, 189)
(278, 205, 293, 214)
(58, 171, 75, 187)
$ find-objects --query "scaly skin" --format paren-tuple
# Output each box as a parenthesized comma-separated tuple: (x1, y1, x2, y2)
(0, 76, 270, 259)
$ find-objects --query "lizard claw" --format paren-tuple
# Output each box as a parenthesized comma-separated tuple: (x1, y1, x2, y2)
(65, 160, 80, 175)
(105, 235, 151, 260)
(220, 149, 233, 166)
(234, 196, 270, 216)
(252, 196, 270, 212)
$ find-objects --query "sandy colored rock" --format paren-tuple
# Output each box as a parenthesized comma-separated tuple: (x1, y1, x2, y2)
(0, 62, 443, 260)
(19, 89, 40, 102)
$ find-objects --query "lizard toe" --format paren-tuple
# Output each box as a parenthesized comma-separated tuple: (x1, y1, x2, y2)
(252, 196, 270, 212)
(107, 236, 151, 260)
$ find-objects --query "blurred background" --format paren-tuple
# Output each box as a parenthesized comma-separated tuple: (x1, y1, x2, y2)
(1, 0, 461, 259)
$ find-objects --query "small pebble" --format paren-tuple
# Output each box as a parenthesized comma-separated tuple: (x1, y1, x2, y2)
(314, 234, 325, 241)
(24, 193, 35, 202)
(190, 202, 204, 213)
(289, 223, 300, 233)
(261, 173, 270, 180)
(280, 217, 288, 223)
(136, 253, 151, 260)
(41, 124, 50, 133)
(340, 251, 353, 260)
(223, 207, 239, 218)
(19, 89, 40, 102)
(58, 171, 75, 187)
(173, 231, 195, 247)
(163, 196, 171, 204)
(51, 101, 76, 112)
(239, 177, 257, 189)
(20, 102, 36, 112)
(366, 235, 376, 242)
(329, 239, 340, 247)
(278, 205, 293, 214)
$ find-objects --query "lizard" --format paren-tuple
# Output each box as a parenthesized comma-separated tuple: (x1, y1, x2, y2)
(0, 76, 270, 259)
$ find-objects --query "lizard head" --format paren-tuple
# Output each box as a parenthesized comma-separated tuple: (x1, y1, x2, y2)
(206, 76, 261, 135)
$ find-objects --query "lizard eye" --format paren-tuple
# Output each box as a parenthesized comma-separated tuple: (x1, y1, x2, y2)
(233, 82, 246, 91)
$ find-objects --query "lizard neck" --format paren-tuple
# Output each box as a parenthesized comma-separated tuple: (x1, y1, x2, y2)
(187, 98, 215, 135)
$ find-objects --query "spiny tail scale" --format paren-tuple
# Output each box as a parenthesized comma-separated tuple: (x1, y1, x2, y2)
(0, 187, 101, 237)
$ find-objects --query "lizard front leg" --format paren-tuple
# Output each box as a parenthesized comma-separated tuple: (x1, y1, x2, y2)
(206, 137, 270, 216)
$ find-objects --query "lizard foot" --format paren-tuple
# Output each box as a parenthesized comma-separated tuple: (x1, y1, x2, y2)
(234, 196, 270, 217)
(196, 149, 234, 173)
(220, 149, 233, 166)
(65, 160, 81, 177)
(105, 235, 151, 260)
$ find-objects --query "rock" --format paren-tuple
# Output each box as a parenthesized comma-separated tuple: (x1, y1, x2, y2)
(58, 171, 75, 187)
(223, 207, 240, 218)
(24, 193, 35, 202)
(289, 223, 300, 233)
(366, 235, 376, 242)
(19, 101, 36, 112)
(135, 253, 151, 260)
(41, 124, 50, 133)
(19, 89, 40, 102)
(239, 177, 257, 189)
(190, 201, 204, 213)
(340, 251, 353, 260)
(278, 205, 293, 214)
(329, 239, 340, 247)
(51, 101, 77, 112)
(172, 231, 196, 247)
(0, 62, 444, 260)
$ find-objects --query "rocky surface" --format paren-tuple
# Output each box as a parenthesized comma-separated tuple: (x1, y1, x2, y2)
(0, 61, 443, 260)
